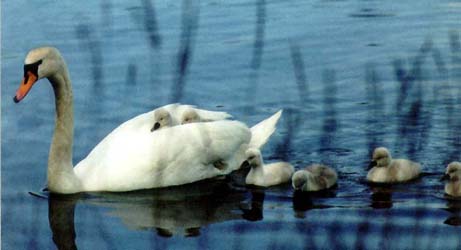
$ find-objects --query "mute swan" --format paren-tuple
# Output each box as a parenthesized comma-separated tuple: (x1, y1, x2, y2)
(13, 47, 282, 194)
(150, 104, 232, 131)
(244, 148, 294, 187)
(442, 162, 461, 197)
(366, 147, 421, 183)
(292, 164, 338, 192)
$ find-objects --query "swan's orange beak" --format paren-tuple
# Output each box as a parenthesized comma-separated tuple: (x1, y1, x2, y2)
(13, 71, 37, 103)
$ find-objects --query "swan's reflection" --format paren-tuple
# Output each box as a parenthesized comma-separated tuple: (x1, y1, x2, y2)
(443, 198, 461, 226)
(48, 178, 249, 249)
(369, 185, 394, 209)
(49, 193, 81, 250)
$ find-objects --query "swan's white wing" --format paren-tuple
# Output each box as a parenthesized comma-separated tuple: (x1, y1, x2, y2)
(249, 110, 282, 149)
(74, 120, 250, 192)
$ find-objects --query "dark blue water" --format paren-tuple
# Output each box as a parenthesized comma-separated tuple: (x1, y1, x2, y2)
(2, 0, 461, 249)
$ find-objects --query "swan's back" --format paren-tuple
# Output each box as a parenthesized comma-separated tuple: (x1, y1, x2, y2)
(75, 120, 250, 192)
(163, 104, 232, 123)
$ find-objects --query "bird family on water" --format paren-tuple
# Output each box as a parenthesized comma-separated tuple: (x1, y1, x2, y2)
(12, 47, 461, 198)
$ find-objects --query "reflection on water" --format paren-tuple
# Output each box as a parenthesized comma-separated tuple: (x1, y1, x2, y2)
(48, 179, 247, 249)
(369, 186, 394, 209)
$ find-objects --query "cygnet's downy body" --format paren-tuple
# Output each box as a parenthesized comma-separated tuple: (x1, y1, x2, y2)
(366, 147, 421, 183)
(442, 161, 461, 197)
(244, 148, 294, 187)
(292, 164, 338, 192)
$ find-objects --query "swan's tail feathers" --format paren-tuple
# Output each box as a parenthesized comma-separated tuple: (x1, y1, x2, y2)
(249, 110, 283, 149)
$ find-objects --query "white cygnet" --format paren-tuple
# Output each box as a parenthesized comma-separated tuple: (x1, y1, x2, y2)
(366, 147, 421, 183)
(150, 108, 173, 131)
(442, 161, 461, 197)
(244, 148, 294, 187)
(292, 164, 338, 192)
(181, 109, 201, 124)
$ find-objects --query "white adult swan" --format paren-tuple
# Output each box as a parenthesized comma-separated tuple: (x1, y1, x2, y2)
(442, 161, 461, 197)
(13, 47, 282, 194)
(366, 147, 421, 183)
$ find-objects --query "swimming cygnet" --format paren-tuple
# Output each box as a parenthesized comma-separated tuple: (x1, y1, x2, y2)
(442, 161, 461, 197)
(366, 147, 421, 183)
(292, 164, 338, 192)
(244, 148, 294, 187)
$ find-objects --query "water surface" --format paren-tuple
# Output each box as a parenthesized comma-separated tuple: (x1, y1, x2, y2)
(2, 0, 461, 249)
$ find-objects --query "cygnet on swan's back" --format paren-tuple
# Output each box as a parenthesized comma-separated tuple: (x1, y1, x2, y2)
(366, 147, 421, 183)
(244, 148, 294, 187)
(292, 164, 338, 192)
(150, 104, 232, 131)
(442, 161, 461, 197)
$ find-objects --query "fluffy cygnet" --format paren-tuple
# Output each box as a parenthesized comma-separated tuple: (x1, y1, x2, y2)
(366, 147, 421, 183)
(292, 164, 338, 192)
(244, 148, 294, 187)
(442, 161, 461, 197)
(151, 108, 173, 131)
(181, 108, 201, 124)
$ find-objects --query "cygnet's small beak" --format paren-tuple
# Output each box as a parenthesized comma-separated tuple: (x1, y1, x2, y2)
(368, 160, 377, 170)
(440, 174, 450, 182)
(151, 122, 161, 132)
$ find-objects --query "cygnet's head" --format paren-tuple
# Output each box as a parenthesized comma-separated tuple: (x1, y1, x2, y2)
(181, 109, 201, 124)
(151, 108, 172, 131)
(245, 148, 262, 168)
(369, 147, 392, 169)
(292, 170, 310, 190)
(442, 161, 461, 182)
(14, 47, 65, 103)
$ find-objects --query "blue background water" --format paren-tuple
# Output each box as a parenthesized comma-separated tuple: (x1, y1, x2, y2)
(2, 0, 461, 249)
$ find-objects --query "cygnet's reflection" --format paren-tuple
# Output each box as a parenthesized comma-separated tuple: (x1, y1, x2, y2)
(292, 189, 336, 219)
(241, 188, 265, 221)
(48, 178, 249, 249)
(369, 185, 394, 209)
(443, 199, 461, 226)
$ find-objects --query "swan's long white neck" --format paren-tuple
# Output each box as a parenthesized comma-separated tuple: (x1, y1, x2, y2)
(47, 65, 81, 193)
